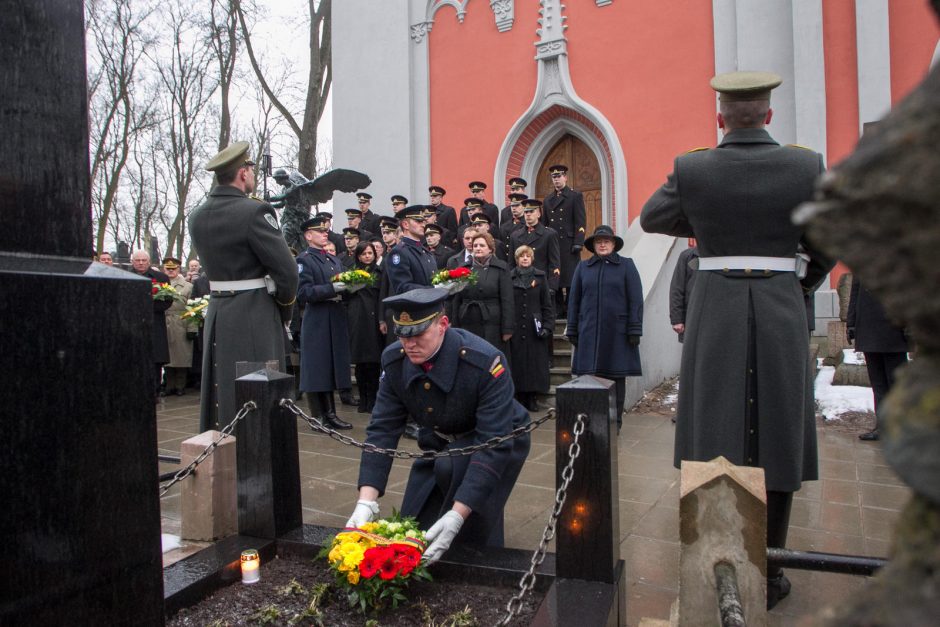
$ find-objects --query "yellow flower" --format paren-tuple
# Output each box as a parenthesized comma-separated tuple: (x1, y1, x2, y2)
(347, 569, 360, 585)
(361, 522, 379, 533)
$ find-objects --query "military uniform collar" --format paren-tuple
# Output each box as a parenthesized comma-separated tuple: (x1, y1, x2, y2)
(719, 128, 778, 146)
(402, 329, 460, 392)
(400, 236, 423, 248)
(209, 184, 247, 198)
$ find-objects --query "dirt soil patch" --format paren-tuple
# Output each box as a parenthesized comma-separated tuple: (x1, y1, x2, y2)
(167, 554, 540, 626)
(816, 410, 877, 434)
(628, 377, 678, 416)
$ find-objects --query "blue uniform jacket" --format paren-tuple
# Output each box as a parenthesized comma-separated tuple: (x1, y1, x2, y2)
(357, 328, 530, 546)
(296, 247, 352, 392)
(385, 236, 438, 295)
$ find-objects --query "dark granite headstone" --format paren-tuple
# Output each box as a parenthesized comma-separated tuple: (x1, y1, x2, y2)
(0, 1, 164, 624)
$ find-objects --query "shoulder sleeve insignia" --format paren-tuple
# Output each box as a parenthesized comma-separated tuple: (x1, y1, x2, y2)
(786, 143, 813, 151)
(264, 213, 279, 229)
(391, 253, 401, 266)
(489, 356, 506, 379)
(297, 263, 304, 274)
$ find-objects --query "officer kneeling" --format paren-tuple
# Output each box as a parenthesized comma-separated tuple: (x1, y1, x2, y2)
(347, 287, 531, 564)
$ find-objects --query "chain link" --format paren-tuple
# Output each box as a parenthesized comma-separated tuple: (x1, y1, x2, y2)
(158, 401, 257, 497)
(280, 398, 553, 459)
(497, 412, 587, 626)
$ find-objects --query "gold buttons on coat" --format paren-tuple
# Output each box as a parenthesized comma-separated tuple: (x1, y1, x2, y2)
(426, 407, 434, 413)
(423, 382, 431, 390)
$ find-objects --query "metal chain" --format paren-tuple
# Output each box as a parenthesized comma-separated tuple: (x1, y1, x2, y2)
(497, 412, 587, 627)
(158, 401, 257, 497)
(279, 398, 554, 459)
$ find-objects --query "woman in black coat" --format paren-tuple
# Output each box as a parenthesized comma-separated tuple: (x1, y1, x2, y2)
(346, 241, 385, 413)
(509, 245, 555, 411)
(565, 225, 643, 430)
(451, 232, 514, 355)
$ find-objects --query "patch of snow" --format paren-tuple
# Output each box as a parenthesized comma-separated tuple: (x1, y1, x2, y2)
(663, 393, 678, 405)
(815, 366, 874, 420)
(843, 349, 866, 365)
(162, 533, 181, 554)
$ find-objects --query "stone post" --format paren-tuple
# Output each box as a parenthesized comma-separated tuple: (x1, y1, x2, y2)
(180, 431, 238, 541)
(0, 1, 164, 624)
(679, 457, 767, 626)
(539, 376, 625, 626)
(234, 366, 302, 538)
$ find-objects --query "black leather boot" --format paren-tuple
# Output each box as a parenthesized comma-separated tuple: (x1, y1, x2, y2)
(357, 378, 369, 413)
(339, 388, 359, 406)
(322, 392, 352, 430)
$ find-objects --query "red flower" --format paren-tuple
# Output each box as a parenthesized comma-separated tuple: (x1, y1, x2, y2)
(359, 547, 386, 579)
(392, 544, 421, 576)
(449, 267, 471, 279)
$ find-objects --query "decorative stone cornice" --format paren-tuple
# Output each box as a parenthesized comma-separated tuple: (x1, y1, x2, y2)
(536, 0, 568, 60)
(491, 0, 514, 32)
(411, 21, 433, 44)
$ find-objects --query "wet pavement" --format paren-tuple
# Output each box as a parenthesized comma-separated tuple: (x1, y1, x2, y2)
(158, 390, 909, 626)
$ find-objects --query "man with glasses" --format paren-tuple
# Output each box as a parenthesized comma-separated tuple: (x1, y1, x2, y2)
(357, 192, 381, 235)
(189, 141, 298, 432)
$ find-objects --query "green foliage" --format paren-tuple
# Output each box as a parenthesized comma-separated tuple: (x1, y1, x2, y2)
(249, 604, 281, 625)
(277, 578, 307, 597)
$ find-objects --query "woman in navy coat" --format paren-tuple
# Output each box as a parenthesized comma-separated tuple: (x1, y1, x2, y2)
(296, 216, 353, 430)
(565, 225, 643, 428)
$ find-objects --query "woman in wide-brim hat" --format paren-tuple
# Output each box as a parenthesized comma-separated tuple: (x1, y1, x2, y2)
(565, 225, 644, 430)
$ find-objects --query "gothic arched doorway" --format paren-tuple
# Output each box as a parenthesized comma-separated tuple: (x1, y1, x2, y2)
(535, 134, 603, 259)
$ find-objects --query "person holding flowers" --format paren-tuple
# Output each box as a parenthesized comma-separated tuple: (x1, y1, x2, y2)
(131, 249, 171, 400)
(162, 256, 193, 396)
(296, 215, 353, 430)
(347, 242, 385, 413)
(450, 232, 514, 355)
(347, 287, 531, 565)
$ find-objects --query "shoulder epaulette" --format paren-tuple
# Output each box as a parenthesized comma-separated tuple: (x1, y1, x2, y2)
(786, 144, 813, 151)
(457, 344, 494, 372)
(381, 344, 406, 368)
(685, 147, 709, 153)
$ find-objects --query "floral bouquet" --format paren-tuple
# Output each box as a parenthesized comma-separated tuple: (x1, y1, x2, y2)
(152, 279, 178, 301)
(332, 268, 376, 294)
(320, 513, 431, 614)
(180, 296, 210, 329)
(431, 266, 477, 295)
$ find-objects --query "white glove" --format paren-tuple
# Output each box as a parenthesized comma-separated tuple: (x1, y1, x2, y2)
(422, 510, 464, 564)
(345, 499, 379, 529)
(332, 281, 347, 293)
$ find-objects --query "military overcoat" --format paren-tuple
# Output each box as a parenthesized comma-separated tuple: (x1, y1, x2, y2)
(640, 128, 832, 492)
(385, 237, 437, 296)
(165, 274, 193, 367)
(296, 247, 352, 392)
(541, 186, 586, 288)
(189, 185, 298, 431)
(357, 328, 530, 547)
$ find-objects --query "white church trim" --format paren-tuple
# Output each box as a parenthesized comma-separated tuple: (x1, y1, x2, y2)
(493, 0, 628, 230)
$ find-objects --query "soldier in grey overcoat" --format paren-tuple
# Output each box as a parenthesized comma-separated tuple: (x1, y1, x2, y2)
(189, 142, 299, 432)
(640, 72, 834, 610)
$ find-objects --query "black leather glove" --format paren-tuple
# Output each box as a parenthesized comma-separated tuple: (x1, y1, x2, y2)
(566, 335, 578, 346)
(847, 327, 856, 342)
(628, 335, 641, 347)
(570, 245, 582, 254)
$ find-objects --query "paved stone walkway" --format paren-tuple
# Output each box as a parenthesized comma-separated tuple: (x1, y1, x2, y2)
(158, 391, 909, 626)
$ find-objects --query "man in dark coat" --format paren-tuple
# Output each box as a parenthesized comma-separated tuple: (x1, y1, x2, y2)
(458, 181, 500, 226)
(296, 215, 353, 430)
(346, 288, 530, 564)
(447, 227, 477, 269)
(640, 71, 833, 609)
(343, 207, 375, 243)
(669, 241, 699, 343)
(847, 277, 909, 441)
(499, 177, 528, 225)
(338, 227, 361, 269)
(509, 199, 561, 291)
(428, 185, 458, 247)
(189, 141, 299, 432)
(385, 205, 437, 296)
(131, 249, 171, 399)
(357, 192, 382, 236)
(499, 192, 527, 258)
(541, 164, 586, 317)
(424, 223, 454, 269)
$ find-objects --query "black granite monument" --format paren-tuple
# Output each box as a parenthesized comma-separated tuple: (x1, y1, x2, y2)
(0, 1, 164, 624)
